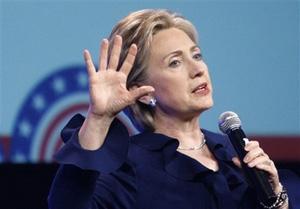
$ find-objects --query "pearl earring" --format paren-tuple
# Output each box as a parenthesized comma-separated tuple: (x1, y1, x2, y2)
(149, 98, 157, 107)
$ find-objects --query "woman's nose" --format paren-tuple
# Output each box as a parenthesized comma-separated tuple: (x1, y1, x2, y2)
(189, 60, 205, 78)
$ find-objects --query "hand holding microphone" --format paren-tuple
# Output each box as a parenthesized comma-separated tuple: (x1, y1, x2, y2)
(218, 111, 288, 208)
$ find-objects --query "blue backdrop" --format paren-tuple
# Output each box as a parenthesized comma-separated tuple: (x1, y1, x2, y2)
(0, 0, 299, 162)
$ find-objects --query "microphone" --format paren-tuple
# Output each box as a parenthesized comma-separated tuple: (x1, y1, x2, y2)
(218, 111, 275, 203)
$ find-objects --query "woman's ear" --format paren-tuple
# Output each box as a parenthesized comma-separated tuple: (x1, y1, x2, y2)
(138, 94, 154, 105)
(129, 85, 154, 105)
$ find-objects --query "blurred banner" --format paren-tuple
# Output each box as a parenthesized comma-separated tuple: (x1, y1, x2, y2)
(8, 65, 89, 162)
(1, 0, 299, 163)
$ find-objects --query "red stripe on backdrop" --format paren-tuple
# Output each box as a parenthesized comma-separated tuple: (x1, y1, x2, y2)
(54, 136, 63, 159)
(39, 103, 89, 161)
(0, 136, 10, 161)
(250, 135, 300, 162)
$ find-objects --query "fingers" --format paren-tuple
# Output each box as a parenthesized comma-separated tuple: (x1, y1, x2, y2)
(253, 158, 274, 171)
(119, 44, 137, 76)
(244, 140, 259, 152)
(108, 35, 122, 70)
(242, 140, 276, 174)
(83, 49, 96, 77)
(91, 35, 137, 75)
(99, 39, 109, 71)
(235, 140, 280, 192)
(243, 141, 267, 166)
(130, 86, 155, 102)
(249, 155, 279, 182)
(244, 147, 265, 164)
(246, 154, 279, 189)
(246, 153, 269, 168)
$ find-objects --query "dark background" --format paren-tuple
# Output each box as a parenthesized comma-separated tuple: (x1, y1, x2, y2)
(1, 162, 299, 209)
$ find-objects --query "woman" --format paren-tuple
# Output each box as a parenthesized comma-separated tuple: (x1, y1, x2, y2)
(48, 9, 292, 209)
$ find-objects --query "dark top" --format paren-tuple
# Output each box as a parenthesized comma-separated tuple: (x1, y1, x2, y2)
(48, 114, 299, 209)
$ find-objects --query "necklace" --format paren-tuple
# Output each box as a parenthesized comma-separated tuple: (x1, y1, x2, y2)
(177, 134, 207, 151)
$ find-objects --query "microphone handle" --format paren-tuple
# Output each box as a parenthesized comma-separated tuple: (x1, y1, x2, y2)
(227, 128, 275, 202)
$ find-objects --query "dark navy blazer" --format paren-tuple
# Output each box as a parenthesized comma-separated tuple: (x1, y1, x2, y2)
(48, 114, 299, 209)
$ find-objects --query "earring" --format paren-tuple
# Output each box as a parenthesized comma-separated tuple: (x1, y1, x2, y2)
(149, 98, 157, 107)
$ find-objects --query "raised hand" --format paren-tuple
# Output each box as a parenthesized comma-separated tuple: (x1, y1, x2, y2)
(78, 35, 154, 150)
(84, 35, 154, 118)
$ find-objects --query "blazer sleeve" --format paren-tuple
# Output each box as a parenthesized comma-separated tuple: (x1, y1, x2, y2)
(48, 114, 136, 209)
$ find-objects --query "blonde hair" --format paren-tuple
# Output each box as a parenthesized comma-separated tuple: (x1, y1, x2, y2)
(108, 9, 198, 131)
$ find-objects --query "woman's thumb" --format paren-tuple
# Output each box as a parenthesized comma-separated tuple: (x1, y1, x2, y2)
(131, 86, 155, 101)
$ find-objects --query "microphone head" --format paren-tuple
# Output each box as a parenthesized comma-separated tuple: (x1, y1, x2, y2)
(218, 111, 242, 133)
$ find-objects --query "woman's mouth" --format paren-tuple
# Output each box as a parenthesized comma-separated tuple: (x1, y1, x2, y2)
(192, 83, 210, 95)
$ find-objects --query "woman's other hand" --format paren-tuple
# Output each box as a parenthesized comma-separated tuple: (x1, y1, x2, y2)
(232, 141, 282, 194)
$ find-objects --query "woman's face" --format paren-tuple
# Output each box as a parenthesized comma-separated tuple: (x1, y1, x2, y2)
(146, 27, 213, 119)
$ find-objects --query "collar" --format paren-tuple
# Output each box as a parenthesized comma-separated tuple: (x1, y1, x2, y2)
(131, 131, 179, 151)
(131, 129, 247, 197)
(131, 129, 236, 180)
(132, 129, 230, 154)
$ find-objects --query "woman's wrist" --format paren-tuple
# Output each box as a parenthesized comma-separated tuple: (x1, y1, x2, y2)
(78, 110, 114, 150)
(259, 184, 289, 209)
(273, 183, 283, 195)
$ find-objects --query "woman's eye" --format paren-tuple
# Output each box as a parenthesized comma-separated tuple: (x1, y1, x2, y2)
(193, 53, 203, 60)
(169, 60, 181, 68)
